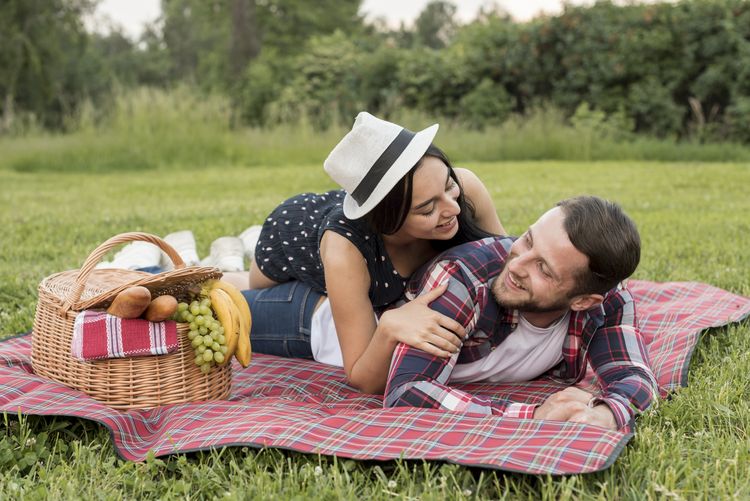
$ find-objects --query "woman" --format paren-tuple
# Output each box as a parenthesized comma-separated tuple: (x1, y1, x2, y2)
(228, 112, 505, 393)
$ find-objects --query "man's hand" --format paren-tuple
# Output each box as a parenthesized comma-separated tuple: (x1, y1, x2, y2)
(533, 387, 617, 430)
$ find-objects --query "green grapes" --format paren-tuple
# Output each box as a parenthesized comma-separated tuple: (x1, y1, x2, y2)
(175, 288, 230, 373)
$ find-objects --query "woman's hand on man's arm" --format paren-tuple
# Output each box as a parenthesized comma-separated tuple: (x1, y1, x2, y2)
(377, 283, 465, 358)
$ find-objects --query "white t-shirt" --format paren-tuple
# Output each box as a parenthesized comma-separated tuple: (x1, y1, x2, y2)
(310, 298, 344, 367)
(449, 311, 570, 383)
(310, 299, 570, 382)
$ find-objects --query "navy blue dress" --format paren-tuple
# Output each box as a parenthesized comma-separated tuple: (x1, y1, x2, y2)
(253, 189, 409, 308)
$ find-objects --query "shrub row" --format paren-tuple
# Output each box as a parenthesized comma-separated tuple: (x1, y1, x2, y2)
(238, 1, 750, 142)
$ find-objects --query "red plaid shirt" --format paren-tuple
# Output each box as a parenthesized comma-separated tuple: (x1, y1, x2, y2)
(383, 237, 659, 428)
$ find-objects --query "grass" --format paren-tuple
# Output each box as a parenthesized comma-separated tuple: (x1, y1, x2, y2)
(2, 87, 750, 176)
(1, 156, 749, 498)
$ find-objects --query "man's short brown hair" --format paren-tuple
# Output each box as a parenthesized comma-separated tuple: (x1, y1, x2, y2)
(557, 196, 641, 296)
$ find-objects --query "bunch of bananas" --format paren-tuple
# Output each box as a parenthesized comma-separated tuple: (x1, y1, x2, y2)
(205, 279, 252, 368)
(175, 279, 251, 372)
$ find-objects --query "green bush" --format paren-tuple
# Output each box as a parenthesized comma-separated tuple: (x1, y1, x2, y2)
(627, 77, 684, 138)
(268, 31, 377, 129)
(236, 52, 286, 127)
(312, 1, 750, 142)
(725, 97, 750, 143)
(458, 78, 513, 129)
(5, 0, 750, 143)
(396, 47, 472, 118)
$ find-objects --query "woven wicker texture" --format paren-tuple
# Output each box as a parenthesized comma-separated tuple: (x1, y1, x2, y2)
(31, 232, 230, 409)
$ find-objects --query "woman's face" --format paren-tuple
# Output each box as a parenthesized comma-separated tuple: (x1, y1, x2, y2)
(396, 156, 461, 240)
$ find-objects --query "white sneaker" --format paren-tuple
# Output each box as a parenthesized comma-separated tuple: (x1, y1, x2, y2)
(95, 241, 162, 270)
(238, 225, 262, 261)
(200, 236, 245, 272)
(160, 230, 201, 270)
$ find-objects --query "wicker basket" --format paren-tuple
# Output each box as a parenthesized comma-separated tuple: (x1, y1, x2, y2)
(31, 232, 231, 409)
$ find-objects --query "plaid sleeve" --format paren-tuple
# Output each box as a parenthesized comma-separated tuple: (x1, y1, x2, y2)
(588, 287, 659, 428)
(383, 260, 535, 419)
(383, 342, 535, 418)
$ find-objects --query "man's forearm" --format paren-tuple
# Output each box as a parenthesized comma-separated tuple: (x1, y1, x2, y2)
(383, 343, 535, 418)
(591, 367, 658, 427)
(588, 318, 659, 427)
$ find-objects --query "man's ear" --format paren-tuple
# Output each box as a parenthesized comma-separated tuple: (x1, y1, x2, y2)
(569, 293, 604, 312)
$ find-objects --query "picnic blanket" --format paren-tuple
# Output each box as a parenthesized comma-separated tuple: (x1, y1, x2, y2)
(2, 280, 749, 474)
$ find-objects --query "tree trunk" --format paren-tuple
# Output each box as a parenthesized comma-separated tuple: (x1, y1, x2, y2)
(2, 91, 15, 133)
(230, 0, 261, 84)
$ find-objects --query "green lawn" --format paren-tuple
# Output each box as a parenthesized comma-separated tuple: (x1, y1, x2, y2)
(1, 160, 749, 499)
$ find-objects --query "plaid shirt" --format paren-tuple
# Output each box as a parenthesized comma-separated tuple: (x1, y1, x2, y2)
(383, 237, 659, 428)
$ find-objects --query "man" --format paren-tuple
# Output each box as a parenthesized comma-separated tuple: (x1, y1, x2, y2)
(382, 195, 658, 430)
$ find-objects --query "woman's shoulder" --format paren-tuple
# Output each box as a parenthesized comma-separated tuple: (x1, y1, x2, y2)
(320, 204, 385, 274)
(454, 167, 484, 193)
(453, 167, 489, 205)
(453, 167, 506, 236)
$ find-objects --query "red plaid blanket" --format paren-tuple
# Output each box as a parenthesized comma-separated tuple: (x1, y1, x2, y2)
(1, 280, 749, 474)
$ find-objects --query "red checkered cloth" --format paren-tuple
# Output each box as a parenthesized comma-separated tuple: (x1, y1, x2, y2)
(1, 280, 749, 474)
(71, 311, 178, 361)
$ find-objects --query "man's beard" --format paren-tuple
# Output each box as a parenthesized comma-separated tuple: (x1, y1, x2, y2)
(492, 263, 572, 313)
(493, 289, 571, 313)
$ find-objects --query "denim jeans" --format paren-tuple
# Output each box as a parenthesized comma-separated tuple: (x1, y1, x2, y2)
(242, 281, 324, 359)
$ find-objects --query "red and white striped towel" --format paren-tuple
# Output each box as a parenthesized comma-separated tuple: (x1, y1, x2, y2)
(71, 310, 178, 361)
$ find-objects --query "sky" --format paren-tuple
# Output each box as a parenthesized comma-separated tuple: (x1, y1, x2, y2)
(90, 0, 596, 39)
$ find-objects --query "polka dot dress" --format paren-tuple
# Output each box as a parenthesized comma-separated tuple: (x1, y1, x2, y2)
(254, 189, 409, 308)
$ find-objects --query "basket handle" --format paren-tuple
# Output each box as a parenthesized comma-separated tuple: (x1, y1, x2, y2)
(59, 232, 187, 315)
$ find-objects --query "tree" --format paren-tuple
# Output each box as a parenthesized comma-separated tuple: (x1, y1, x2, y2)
(230, 0, 261, 85)
(0, 0, 97, 132)
(414, 0, 458, 49)
(161, 0, 231, 88)
(255, 0, 363, 56)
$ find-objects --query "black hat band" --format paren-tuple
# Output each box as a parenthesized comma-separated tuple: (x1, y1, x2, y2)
(350, 128, 416, 205)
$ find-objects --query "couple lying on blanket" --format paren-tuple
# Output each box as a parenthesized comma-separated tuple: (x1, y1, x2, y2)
(222, 112, 658, 431)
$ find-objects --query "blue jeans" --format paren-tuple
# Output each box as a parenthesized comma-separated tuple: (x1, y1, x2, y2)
(242, 281, 324, 359)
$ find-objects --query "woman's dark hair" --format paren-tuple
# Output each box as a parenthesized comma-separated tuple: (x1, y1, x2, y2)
(363, 144, 496, 248)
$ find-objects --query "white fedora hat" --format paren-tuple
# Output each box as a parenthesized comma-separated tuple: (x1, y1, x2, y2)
(324, 112, 439, 220)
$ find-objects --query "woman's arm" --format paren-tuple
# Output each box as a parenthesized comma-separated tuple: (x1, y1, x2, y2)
(321, 231, 388, 392)
(454, 167, 506, 235)
(321, 231, 464, 394)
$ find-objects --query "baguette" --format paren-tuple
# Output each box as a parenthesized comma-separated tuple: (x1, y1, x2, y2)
(106, 286, 152, 319)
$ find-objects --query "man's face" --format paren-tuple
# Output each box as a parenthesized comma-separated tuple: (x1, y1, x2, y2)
(492, 207, 589, 314)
